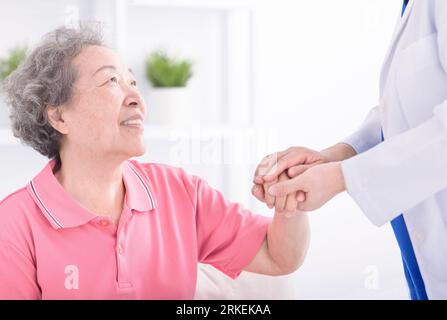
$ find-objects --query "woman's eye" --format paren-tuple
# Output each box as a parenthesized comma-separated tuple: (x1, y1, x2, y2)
(109, 77, 118, 83)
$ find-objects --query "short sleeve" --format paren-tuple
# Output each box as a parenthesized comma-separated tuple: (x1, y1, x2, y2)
(0, 240, 41, 299)
(184, 174, 272, 280)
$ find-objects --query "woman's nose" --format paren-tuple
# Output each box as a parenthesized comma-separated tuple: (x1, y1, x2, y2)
(124, 88, 142, 106)
(124, 94, 146, 116)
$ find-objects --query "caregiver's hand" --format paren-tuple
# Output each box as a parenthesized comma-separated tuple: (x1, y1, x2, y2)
(251, 144, 356, 207)
(252, 147, 329, 205)
(268, 161, 346, 211)
(253, 147, 329, 184)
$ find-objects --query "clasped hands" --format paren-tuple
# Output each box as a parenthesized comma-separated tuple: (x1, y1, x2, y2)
(252, 147, 347, 214)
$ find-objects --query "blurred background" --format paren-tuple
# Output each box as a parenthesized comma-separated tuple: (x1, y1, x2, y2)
(0, 0, 408, 299)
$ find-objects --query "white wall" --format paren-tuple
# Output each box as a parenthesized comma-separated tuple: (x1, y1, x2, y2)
(247, 0, 408, 299)
(0, 0, 92, 127)
(126, 6, 226, 125)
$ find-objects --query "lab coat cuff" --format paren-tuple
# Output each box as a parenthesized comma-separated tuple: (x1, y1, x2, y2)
(341, 158, 390, 227)
(340, 134, 370, 155)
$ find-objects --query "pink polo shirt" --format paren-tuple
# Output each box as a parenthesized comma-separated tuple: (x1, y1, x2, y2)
(0, 159, 271, 300)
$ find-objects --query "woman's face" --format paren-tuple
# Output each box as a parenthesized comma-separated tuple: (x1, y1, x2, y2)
(59, 45, 147, 162)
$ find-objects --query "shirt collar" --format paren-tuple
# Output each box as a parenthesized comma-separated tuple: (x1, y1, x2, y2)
(27, 159, 157, 230)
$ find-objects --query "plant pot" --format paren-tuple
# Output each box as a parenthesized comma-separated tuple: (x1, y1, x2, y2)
(146, 87, 194, 126)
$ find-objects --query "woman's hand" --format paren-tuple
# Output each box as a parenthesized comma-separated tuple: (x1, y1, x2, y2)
(252, 171, 304, 214)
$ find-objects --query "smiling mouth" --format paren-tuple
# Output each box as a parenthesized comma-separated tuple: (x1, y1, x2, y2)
(120, 119, 143, 126)
(120, 120, 144, 133)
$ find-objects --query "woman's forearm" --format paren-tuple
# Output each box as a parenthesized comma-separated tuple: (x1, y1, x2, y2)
(266, 210, 310, 274)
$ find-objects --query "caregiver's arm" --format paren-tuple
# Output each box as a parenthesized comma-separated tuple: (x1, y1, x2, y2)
(254, 144, 356, 184)
(341, 109, 447, 226)
(338, 1, 447, 226)
(270, 1, 447, 225)
(253, 105, 381, 187)
(269, 98, 447, 224)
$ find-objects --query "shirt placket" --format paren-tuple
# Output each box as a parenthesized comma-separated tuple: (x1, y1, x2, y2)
(115, 207, 133, 288)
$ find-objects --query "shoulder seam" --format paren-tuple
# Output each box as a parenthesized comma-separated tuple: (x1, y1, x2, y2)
(0, 186, 28, 207)
(131, 160, 196, 211)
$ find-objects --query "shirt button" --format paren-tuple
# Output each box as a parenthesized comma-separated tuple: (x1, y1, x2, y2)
(98, 219, 110, 227)
(118, 245, 124, 254)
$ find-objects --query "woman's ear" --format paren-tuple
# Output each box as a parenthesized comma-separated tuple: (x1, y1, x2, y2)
(47, 105, 69, 134)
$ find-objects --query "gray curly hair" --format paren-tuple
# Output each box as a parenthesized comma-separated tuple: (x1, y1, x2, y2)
(1, 25, 104, 167)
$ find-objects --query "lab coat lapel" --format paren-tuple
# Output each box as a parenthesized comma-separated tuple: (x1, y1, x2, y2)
(379, 0, 415, 95)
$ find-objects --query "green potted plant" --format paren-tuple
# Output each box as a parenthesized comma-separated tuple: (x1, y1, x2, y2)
(0, 45, 27, 127)
(145, 50, 194, 125)
(0, 46, 27, 81)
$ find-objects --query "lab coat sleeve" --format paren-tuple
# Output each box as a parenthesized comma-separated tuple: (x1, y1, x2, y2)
(339, 105, 383, 154)
(340, 1, 447, 227)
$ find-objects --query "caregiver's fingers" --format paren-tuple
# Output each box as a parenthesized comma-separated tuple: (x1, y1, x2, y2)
(263, 147, 320, 182)
(262, 152, 300, 183)
(263, 179, 277, 209)
(287, 161, 324, 178)
(253, 153, 279, 184)
(287, 164, 312, 178)
(274, 173, 290, 212)
(251, 184, 265, 203)
(269, 175, 305, 197)
(253, 147, 294, 184)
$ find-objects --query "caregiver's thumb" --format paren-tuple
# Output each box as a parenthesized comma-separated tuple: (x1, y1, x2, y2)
(268, 176, 305, 197)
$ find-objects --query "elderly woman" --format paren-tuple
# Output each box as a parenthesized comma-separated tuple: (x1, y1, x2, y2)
(0, 26, 309, 300)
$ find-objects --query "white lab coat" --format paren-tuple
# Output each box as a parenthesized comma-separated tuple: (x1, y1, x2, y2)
(341, 0, 447, 299)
